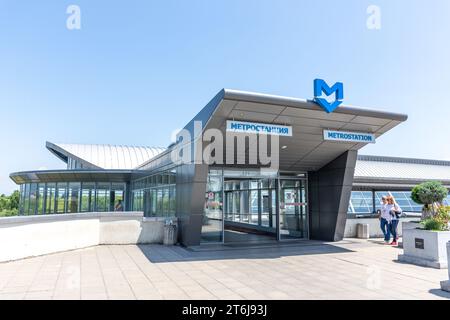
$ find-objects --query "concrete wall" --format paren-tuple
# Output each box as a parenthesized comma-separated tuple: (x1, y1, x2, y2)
(344, 217, 420, 238)
(0, 212, 176, 263)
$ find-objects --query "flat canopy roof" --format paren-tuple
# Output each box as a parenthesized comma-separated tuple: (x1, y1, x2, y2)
(160, 89, 408, 172)
(9, 170, 149, 184)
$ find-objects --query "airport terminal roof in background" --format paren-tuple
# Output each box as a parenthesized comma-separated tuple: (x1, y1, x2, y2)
(46, 142, 166, 170)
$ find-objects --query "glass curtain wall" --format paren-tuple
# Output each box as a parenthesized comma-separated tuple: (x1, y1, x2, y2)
(346, 190, 447, 215)
(130, 169, 176, 217)
(18, 182, 127, 215)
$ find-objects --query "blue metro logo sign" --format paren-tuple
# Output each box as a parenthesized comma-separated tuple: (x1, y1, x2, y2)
(313, 79, 344, 113)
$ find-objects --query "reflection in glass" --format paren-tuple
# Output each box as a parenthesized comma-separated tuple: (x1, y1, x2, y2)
(56, 183, 67, 213)
(67, 183, 80, 213)
(81, 183, 95, 212)
(96, 183, 110, 212)
(45, 183, 56, 214)
(202, 173, 223, 243)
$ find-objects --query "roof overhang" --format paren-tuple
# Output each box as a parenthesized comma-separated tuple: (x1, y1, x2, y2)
(9, 170, 149, 184)
(182, 89, 408, 172)
(46, 142, 100, 169)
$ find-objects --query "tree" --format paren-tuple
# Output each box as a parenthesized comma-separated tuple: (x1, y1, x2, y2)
(8, 190, 20, 210)
(411, 181, 448, 219)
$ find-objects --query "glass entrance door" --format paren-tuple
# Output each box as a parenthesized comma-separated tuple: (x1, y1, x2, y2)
(279, 179, 308, 240)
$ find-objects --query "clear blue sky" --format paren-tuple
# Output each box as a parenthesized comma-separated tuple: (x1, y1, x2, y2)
(1, 0, 449, 194)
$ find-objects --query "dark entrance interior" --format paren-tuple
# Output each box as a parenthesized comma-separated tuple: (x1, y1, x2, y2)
(223, 178, 278, 243)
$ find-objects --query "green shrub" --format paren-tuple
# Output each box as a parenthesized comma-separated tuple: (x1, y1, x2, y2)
(420, 206, 450, 231)
(421, 218, 445, 231)
(0, 209, 18, 217)
(411, 181, 448, 207)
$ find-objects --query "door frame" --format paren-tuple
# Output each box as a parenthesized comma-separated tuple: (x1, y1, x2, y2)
(278, 174, 309, 241)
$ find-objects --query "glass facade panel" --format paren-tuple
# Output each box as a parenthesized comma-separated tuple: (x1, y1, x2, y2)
(37, 184, 45, 214)
(111, 183, 125, 211)
(279, 179, 308, 240)
(17, 182, 127, 215)
(96, 183, 110, 212)
(29, 183, 38, 215)
(202, 172, 223, 243)
(131, 169, 177, 217)
(80, 183, 95, 212)
(67, 183, 80, 213)
(45, 183, 56, 214)
(56, 183, 67, 213)
(132, 190, 144, 211)
(348, 190, 432, 215)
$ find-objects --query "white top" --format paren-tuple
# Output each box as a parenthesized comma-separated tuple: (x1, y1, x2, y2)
(380, 203, 392, 221)
(386, 203, 402, 220)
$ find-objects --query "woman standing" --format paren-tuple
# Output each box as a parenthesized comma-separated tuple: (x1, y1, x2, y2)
(379, 196, 391, 244)
(386, 196, 402, 246)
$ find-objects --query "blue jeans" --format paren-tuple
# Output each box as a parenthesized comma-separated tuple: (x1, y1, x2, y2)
(390, 220, 399, 241)
(380, 218, 391, 241)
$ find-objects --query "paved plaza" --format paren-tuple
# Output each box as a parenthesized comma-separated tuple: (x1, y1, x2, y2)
(0, 239, 449, 300)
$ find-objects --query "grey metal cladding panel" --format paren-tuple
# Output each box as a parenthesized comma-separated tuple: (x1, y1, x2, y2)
(290, 125, 324, 135)
(300, 151, 348, 164)
(376, 120, 402, 134)
(188, 182, 209, 213)
(177, 164, 208, 184)
(204, 100, 236, 131)
(351, 115, 391, 126)
(275, 115, 346, 129)
(340, 122, 381, 133)
(183, 89, 225, 137)
(334, 213, 348, 241)
(233, 101, 286, 115)
(180, 214, 203, 246)
(317, 169, 355, 187)
(228, 110, 279, 123)
(175, 183, 188, 215)
(280, 107, 355, 122)
(316, 141, 359, 150)
(314, 186, 345, 213)
(322, 150, 358, 170)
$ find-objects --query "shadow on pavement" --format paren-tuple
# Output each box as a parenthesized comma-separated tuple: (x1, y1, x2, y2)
(429, 289, 450, 299)
(138, 240, 355, 263)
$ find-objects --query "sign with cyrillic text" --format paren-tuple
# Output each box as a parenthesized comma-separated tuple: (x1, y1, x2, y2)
(226, 121, 292, 137)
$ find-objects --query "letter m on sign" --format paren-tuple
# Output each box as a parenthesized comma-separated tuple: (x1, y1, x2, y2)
(313, 79, 344, 113)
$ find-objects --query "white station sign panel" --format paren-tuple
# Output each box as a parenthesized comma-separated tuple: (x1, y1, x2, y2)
(226, 120, 292, 137)
(323, 130, 375, 144)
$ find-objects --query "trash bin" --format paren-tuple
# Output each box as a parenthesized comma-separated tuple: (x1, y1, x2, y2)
(163, 219, 177, 245)
(356, 223, 369, 239)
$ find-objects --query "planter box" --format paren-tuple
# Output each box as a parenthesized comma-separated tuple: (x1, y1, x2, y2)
(440, 242, 450, 291)
(399, 228, 450, 269)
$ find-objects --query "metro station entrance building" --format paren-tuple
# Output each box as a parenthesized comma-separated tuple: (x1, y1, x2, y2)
(10, 88, 408, 247)
(136, 89, 408, 246)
